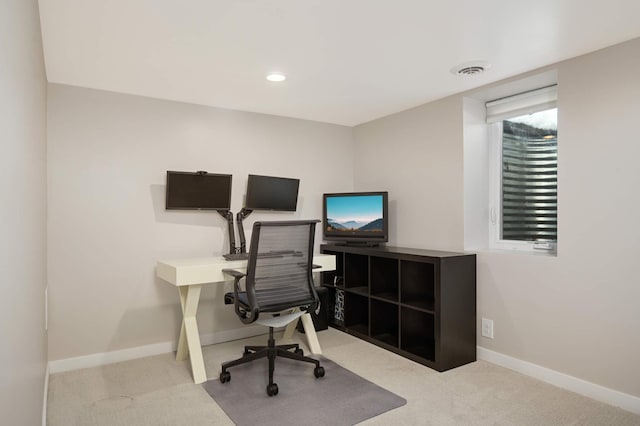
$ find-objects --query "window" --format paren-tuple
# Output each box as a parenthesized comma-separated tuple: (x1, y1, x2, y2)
(487, 86, 557, 253)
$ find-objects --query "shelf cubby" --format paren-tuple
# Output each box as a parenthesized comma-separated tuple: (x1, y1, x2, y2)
(400, 260, 435, 312)
(370, 256, 399, 302)
(323, 286, 342, 326)
(401, 307, 435, 361)
(344, 292, 369, 337)
(321, 250, 344, 287)
(344, 253, 368, 293)
(370, 299, 399, 347)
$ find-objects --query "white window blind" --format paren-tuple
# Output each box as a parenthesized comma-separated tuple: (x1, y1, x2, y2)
(486, 85, 557, 123)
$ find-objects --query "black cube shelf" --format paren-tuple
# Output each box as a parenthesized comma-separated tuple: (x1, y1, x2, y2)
(321, 244, 476, 372)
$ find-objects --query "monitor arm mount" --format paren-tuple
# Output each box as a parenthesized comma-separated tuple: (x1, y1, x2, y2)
(236, 208, 253, 253)
(217, 210, 238, 254)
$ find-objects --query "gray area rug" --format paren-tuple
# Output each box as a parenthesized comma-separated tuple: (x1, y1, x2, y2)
(203, 355, 406, 425)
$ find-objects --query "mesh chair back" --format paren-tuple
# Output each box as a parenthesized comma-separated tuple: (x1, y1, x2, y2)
(245, 220, 319, 313)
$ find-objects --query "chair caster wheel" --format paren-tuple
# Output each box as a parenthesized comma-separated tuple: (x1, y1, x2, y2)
(266, 383, 279, 396)
(220, 371, 231, 383)
(314, 366, 325, 378)
(294, 348, 304, 356)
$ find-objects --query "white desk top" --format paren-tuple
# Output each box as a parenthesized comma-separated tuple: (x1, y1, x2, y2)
(156, 253, 336, 286)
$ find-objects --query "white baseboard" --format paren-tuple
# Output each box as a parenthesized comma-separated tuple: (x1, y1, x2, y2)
(477, 346, 640, 415)
(42, 363, 49, 426)
(48, 325, 266, 374)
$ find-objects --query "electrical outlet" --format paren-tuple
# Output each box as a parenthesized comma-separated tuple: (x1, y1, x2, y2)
(481, 318, 494, 339)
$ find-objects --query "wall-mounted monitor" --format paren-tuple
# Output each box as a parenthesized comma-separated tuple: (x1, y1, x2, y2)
(323, 191, 388, 245)
(244, 174, 300, 211)
(165, 171, 232, 210)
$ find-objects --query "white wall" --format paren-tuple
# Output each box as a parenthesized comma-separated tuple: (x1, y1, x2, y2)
(353, 95, 464, 251)
(47, 84, 354, 361)
(0, 0, 48, 424)
(462, 97, 490, 250)
(354, 38, 640, 399)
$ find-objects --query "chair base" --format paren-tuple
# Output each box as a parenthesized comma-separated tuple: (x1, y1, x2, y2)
(219, 327, 324, 396)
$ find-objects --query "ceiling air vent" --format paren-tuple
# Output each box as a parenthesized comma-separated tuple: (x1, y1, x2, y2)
(457, 66, 485, 76)
(450, 61, 491, 77)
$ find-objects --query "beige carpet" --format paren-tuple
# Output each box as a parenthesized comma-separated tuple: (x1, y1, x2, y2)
(47, 328, 640, 425)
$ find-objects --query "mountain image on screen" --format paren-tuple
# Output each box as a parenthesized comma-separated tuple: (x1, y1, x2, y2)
(327, 218, 384, 233)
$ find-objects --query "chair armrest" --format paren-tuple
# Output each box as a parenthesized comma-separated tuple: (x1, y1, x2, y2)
(221, 269, 259, 324)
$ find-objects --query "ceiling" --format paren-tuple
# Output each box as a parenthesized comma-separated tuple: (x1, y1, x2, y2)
(39, 0, 640, 126)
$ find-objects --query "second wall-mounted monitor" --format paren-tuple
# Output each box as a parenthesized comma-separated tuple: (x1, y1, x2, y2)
(244, 174, 300, 211)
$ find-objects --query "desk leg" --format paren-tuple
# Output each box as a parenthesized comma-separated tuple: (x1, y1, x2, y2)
(300, 313, 322, 355)
(176, 287, 189, 362)
(282, 310, 322, 355)
(283, 309, 299, 340)
(177, 285, 207, 384)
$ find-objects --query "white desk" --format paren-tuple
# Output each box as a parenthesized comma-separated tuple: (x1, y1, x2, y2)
(156, 254, 336, 384)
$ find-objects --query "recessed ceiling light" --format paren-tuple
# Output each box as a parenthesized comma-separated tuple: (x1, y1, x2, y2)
(450, 60, 491, 77)
(266, 73, 286, 82)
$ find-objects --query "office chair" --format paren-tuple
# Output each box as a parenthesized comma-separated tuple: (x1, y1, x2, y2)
(220, 220, 325, 396)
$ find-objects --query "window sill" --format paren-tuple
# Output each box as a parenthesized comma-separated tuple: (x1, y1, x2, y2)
(464, 247, 557, 258)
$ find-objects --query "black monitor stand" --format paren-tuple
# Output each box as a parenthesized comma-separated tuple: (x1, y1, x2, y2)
(217, 210, 238, 255)
(236, 208, 253, 253)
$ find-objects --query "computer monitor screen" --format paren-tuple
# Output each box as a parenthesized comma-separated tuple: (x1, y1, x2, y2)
(323, 191, 388, 244)
(244, 174, 300, 211)
(165, 171, 232, 210)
